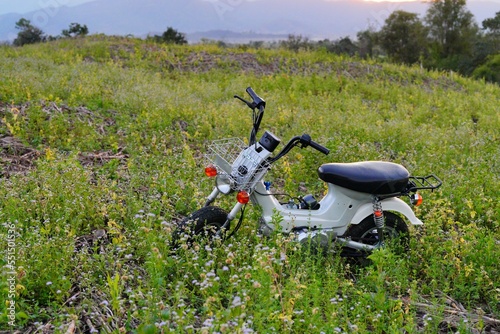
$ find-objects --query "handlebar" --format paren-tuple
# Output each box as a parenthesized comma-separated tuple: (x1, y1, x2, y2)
(300, 134, 330, 155)
(269, 134, 329, 163)
(234, 87, 329, 156)
(246, 87, 266, 109)
(234, 87, 266, 110)
(234, 87, 266, 145)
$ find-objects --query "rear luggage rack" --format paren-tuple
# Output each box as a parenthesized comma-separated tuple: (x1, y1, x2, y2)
(407, 174, 442, 192)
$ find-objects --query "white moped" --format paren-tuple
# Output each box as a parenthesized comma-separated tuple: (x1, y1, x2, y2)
(175, 87, 442, 256)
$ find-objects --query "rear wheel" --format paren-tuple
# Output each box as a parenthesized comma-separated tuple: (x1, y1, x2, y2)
(172, 206, 229, 247)
(342, 211, 409, 258)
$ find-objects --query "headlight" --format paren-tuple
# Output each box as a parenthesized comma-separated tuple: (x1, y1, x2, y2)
(216, 174, 233, 194)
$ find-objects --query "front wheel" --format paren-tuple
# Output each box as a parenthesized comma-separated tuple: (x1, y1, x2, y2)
(342, 211, 409, 258)
(172, 206, 229, 248)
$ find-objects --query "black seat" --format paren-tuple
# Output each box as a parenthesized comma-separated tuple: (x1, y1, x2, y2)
(318, 161, 409, 195)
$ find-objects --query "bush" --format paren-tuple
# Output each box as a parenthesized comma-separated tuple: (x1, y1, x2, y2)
(13, 18, 45, 46)
(151, 27, 187, 45)
(62, 23, 89, 38)
(472, 54, 500, 83)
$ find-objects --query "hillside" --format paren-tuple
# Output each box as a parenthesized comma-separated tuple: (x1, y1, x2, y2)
(0, 36, 499, 332)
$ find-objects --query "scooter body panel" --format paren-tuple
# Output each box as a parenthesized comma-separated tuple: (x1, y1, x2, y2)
(253, 181, 417, 236)
(350, 197, 423, 226)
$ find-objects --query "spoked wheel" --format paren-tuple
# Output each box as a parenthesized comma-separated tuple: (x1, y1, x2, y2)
(341, 212, 409, 259)
(172, 206, 229, 248)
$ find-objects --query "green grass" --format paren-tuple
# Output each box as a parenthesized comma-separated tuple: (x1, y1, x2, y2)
(0, 36, 499, 333)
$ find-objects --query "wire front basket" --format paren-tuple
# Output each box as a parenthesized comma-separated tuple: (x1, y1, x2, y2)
(205, 138, 270, 191)
(205, 138, 247, 173)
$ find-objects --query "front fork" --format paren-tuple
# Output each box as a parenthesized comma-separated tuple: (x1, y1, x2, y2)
(205, 187, 244, 236)
(204, 187, 220, 207)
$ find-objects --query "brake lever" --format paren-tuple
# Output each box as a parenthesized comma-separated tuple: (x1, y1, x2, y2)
(234, 95, 256, 109)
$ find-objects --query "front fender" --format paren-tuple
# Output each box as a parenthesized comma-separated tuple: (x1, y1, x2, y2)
(351, 197, 423, 225)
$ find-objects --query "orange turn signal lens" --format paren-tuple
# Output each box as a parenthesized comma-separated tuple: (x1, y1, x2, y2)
(236, 190, 250, 204)
(204, 165, 217, 177)
(410, 193, 423, 206)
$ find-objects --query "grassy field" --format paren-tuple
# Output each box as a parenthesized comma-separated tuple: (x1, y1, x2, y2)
(0, 36, 499, 333)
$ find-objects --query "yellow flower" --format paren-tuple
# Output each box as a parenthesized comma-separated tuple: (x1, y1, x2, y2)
(45, 147, 56, 161)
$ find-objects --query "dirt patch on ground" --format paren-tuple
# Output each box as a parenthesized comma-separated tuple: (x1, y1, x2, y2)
(0, 135, 40, 176)
(165, 51, 464, 91)
(171, 51, 281, 75)
(0, 102, 40, 176)
(77, 149, 128, 167)
(0, 101, 126, 176)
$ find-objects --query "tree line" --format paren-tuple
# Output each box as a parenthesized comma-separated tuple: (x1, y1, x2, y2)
(279, 1, 499, 84)
(8, 0, 500, 84)
(357, 0, 499, 83)
(11, 19, 187, 46)
(13, 19, 89, 45)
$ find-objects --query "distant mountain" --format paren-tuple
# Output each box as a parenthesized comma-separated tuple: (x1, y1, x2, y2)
(0, 0, 498, 43)
(187, 30, 290, 44)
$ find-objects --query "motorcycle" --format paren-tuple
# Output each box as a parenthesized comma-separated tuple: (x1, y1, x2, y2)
(174, 87, 442, 256)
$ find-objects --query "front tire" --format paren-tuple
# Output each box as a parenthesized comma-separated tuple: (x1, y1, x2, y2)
(172, 206, 229, 247)
(342, 211, 409, 258)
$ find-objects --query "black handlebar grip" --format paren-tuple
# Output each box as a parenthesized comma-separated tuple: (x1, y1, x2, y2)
(310, 140, 330, 155)
(300, 134, 330, 155)
(246, 87, 266, 108)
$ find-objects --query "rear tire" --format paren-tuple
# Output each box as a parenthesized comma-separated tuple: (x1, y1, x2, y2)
(172, 206, 228, 247)
(341, 211, 409, 258)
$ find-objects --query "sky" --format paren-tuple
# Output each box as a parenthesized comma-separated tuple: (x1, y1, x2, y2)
(0, 0, 97, 15)
(1, 0, 499, 16)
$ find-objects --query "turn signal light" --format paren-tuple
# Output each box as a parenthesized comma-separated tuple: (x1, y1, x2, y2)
(204, 165, 217, 177)
(237, 190, 250, 204)
(410, 193, 423, 206)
